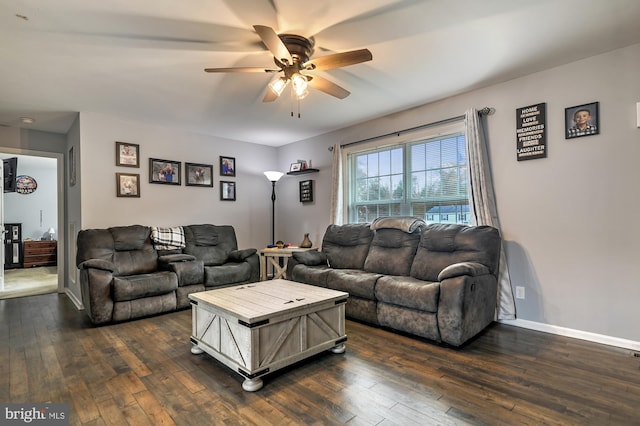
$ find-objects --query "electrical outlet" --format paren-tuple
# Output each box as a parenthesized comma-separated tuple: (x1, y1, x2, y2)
(515, 286, 525, 299)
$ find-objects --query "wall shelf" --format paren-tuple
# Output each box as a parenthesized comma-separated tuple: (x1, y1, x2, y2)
(287, 168, 319, 176)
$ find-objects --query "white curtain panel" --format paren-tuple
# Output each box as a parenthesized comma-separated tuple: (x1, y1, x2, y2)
(330, 143, 344, 225)
(465, 108, 516, 320)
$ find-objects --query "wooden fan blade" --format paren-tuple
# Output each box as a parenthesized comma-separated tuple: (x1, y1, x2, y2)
(253, 25, 293, 65)
(204, 67, 279, 73)
(303, 49, 372, 71)
(307, 75, 350, 99)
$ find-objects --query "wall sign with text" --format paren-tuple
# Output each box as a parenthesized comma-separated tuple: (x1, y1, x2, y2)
(516, 103, 547, 161)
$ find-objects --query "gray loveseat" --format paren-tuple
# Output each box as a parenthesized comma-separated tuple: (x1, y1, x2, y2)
(76, 224, 259, 324)
(286, 217, 502, 346)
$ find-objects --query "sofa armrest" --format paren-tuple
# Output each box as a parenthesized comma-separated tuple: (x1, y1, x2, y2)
(437, 262, 489, 281)
(228, 248, 258, 262)
(165, 259, 204, 286)
(78, 258, 116, 272)
(437, 272, 498, 347)
(79, 266, 115, 324)
(158, 254, 197, 265)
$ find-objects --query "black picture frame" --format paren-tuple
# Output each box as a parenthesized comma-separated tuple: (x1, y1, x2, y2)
(299, 179, 313, 203)
(116, 141, 140, 167)
(220, 181, 236, 201)
(149, 158, 181, 185)
(185, 162, 213, 187)
(565, 102, 599, 139)
(116, 173, 140, 197)
(220, 156, 236, 177)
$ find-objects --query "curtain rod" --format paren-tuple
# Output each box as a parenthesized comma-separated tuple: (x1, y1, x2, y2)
(333, 106, 494, 151)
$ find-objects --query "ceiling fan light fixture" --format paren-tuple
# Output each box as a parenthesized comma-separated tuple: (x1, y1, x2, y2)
(291, 73, 308, 98)
(269, 77, 288, 96)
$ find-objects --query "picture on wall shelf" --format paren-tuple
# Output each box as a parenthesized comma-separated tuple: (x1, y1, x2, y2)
(116, 142, 140, 167)
(149, 158, 181, 185)
(185, 162, 213, 187)
(565, 102, 599, 139)
(220, 156, 235, 177)
(220, 181, 236, 201)
(116, 173, 140, 197)
(289, 162, 302, 172)
(299, 179, 313, 203)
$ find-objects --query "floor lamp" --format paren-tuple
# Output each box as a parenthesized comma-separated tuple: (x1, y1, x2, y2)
(264, 171, 284, 245)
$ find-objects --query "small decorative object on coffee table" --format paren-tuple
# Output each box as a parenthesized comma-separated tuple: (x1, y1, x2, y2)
(189, 279, 348, 391)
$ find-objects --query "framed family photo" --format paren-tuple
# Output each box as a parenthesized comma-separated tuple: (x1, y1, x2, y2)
(149, 158, 181, 185)
(116, 142, 140, 167)
(565, 102, 599, 139)
(220, 181, 236, 201)
(185, 162, 213, 187)
(220, 156, 235, 177)
(116, 173, 140, 197)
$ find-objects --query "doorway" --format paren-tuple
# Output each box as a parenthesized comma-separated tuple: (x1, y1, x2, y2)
(0, 151, 62, 299)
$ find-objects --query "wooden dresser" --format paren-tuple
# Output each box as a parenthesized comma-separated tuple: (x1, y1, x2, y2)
(23, 240, 57, 268)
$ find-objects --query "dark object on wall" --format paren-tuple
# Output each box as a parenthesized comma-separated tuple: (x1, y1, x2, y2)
(4, 223, 22, 269)
(299, 179, 313, 202)
(149, 158, 181, 185)
(3, 157, 18, 193)
(516, 103, 547, 161)
(565, 102, 599, 139)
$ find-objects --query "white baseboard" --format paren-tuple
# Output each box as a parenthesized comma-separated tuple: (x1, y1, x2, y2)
(499, 318, 640, 352)
(64, 288, 84, 311)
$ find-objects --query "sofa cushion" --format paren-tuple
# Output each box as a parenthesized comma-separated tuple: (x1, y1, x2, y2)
(370, 216, 425, 233)
(292, 250, 327, 266)
(204, 263, 252, 287)
(322, 224, 373, 269)
(111, 225, 149, 251)
(290, 264, 330, 287)
(410, 224, 501, 282)
(375, 275, 439, 313)
(325, 269, 381, 300)
(113, 271, 178, 302)
(363, 228, 421, 276)
(184, 225, 239, 266)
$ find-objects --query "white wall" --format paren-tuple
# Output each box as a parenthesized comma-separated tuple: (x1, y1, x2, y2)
(2, 154, 57, 240)
(77, 112, 278, 251)
(277, 43, 640, 343)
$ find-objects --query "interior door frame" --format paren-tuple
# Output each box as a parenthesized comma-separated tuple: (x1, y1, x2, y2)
(0, 147, 65, 293)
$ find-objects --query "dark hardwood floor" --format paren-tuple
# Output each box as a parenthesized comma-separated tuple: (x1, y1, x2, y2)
(1, 293, 639, 425)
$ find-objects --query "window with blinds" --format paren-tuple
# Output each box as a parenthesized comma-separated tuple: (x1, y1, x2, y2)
(347, 132, 470, 224)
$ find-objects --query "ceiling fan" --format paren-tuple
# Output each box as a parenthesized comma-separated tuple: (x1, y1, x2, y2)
(204, 25, 372, 103)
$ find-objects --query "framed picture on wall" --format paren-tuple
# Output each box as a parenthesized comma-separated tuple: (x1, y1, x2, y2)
(565, 102, 599, 139)
(116, 141, 140, 167)
(220, 156, 235, 177)
(220, 181, 236, 201)
(149, 158, 181, 185)
(185, 162, 213, 187)
(299, 179, 313, 203)
(116, 173, 140, 197)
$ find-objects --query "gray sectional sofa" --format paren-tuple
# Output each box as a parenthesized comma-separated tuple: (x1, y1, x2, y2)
(76, 224, 259, 324)
(286, 217, 502, 346)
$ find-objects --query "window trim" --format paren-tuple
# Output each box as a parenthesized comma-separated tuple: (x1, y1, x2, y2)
(340, 120, 466, 224)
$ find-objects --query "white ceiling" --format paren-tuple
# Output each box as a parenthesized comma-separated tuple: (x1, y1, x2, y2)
(1, 0, 640, 147)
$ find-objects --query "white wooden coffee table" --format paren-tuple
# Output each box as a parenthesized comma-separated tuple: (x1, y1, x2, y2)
(189, 279, 348, 391)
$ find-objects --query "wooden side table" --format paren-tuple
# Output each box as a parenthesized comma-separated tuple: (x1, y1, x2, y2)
(259, 247, 316, 280)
